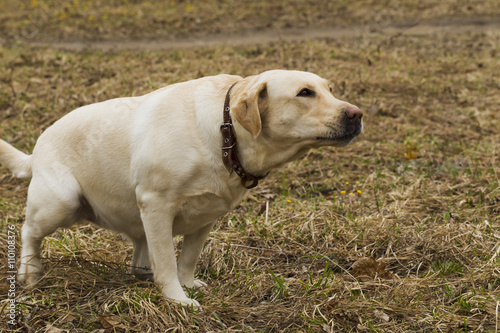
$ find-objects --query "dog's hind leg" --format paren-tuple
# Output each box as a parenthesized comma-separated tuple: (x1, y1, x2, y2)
(18, 171, 83, 286)
(130, 235, 153, 281)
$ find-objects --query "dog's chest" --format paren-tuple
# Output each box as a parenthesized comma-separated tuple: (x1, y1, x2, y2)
(172, 190, 244, 235)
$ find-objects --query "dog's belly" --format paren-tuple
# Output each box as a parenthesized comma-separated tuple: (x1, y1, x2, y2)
(82, 189, 145, 238)
(84, 188, 234, 238)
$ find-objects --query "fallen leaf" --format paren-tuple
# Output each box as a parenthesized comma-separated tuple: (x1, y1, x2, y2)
(99, 315, 124, 329)
(351, 257, 395, 281)
(404, 150, 418, 160)
(44, 324, 67, 333)
(374, 309, 390, 322)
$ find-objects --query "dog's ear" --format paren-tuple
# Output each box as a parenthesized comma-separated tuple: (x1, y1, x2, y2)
(231, 79, 268, 138)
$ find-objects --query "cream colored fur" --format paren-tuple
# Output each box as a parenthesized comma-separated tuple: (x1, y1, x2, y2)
(0, 70, 363, 306)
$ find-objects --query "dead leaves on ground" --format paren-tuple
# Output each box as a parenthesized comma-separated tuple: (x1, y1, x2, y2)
(351, 257, 396, 282)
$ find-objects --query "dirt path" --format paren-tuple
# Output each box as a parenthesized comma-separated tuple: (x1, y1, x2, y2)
(23, 17, 500, 51)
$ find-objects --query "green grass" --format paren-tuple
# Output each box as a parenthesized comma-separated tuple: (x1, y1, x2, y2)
(1, 2, 500, 332)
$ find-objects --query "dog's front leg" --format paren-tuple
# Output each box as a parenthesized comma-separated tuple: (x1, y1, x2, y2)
(137, 191, 199, 307)
(177, 222, 215, 289)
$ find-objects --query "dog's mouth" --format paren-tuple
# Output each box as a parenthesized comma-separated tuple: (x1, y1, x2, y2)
(315, 124, 363, 146)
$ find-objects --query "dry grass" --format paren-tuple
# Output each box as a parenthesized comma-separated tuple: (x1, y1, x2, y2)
(1, 1, 500, 332)
(1, 0, 500, 42)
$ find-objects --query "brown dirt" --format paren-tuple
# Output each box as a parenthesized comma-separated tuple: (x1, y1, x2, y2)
(22, 17, 500, 51)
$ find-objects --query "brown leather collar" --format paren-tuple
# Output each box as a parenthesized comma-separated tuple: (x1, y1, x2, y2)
(220, 82, 268, 189)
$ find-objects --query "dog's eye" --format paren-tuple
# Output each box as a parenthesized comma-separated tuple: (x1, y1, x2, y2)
(297, 88, 315, 97)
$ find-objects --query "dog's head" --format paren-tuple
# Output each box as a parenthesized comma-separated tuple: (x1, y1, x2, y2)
(230, 70, 363, 164)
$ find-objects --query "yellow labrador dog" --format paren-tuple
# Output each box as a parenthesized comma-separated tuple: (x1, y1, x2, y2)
(0, 70, 362, 306)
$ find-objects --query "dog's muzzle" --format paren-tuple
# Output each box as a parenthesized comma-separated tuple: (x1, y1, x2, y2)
(340, 105, 363, 140)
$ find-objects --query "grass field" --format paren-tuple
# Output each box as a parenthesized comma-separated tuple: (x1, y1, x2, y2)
(1, 1, 500, 332)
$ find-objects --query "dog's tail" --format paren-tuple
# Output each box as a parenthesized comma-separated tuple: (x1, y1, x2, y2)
(0, 139, 32, 179)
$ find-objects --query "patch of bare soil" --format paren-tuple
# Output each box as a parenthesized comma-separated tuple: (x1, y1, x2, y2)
(23, 17, 500, 51)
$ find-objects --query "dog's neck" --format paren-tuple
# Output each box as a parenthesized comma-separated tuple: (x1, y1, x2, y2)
(220, 82, 313, 189)
(230, 118, 312, 182)
(220, 83, 268, 189)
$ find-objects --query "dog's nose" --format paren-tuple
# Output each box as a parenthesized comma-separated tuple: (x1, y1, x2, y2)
(344, 106, 363, 121)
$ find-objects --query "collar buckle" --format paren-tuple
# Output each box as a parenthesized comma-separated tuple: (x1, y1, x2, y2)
(220, 123, 233, 130)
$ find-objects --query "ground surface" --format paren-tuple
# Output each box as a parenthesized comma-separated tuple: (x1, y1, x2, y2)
(0, 1, 499, 332)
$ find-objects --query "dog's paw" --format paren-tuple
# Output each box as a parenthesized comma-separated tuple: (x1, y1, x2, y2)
(179, 278, 207, 289)
(171, 296, 201, 309)
(133, 273, 155, 282)
(18, 271, 41, 287)
(18, 262, 42, 287)
(192, 279, 207, 289)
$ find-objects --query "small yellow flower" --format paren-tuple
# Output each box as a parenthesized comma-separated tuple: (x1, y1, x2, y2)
(349, 192, 354, 196)
(340, 191, 346, 195)
(287, 206, 291, 210)
(286, 199, 291, 204)
(357, 190, 362, 194)
(345, 182, 349, 185)
(356, 181, 360, 185)
(301, 212, 306, 215)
